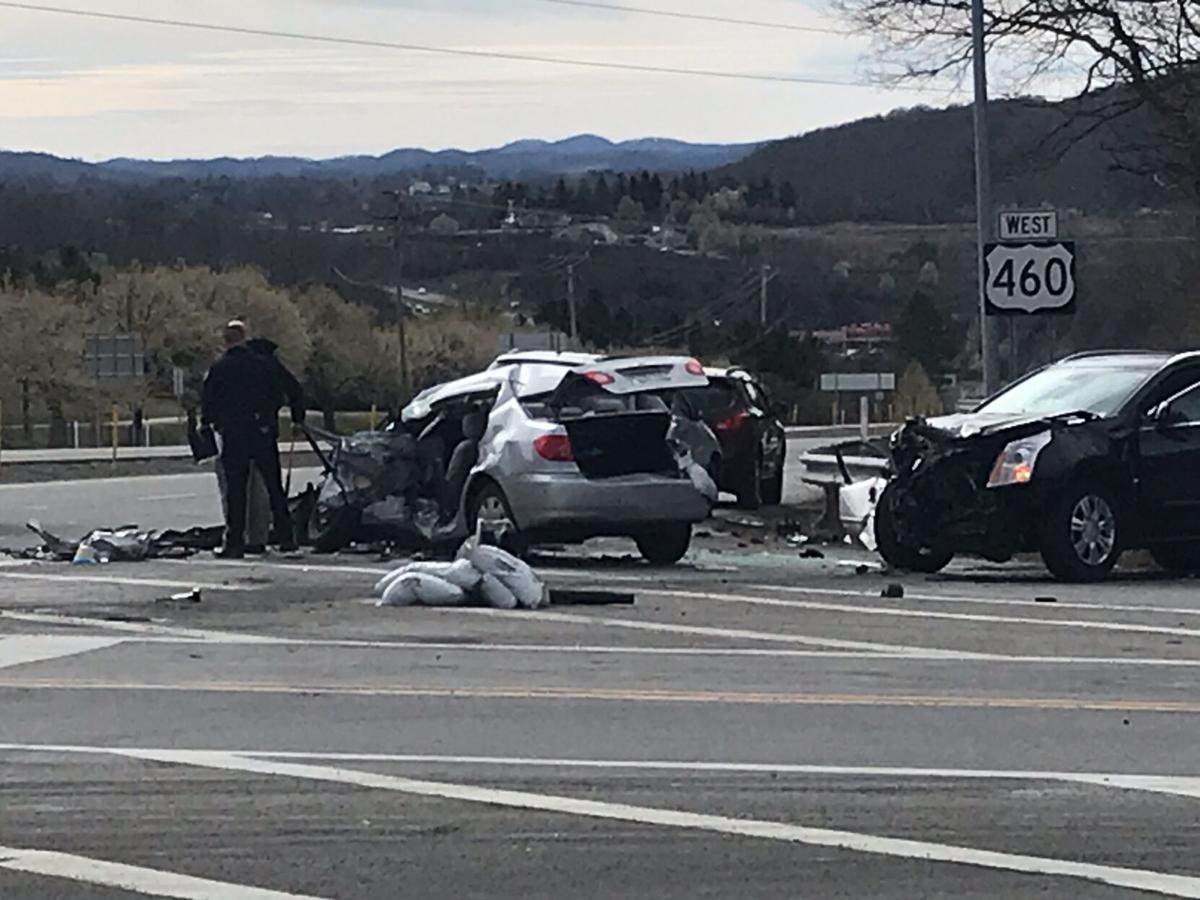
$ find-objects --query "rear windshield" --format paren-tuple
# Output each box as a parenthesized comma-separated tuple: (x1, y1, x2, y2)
(977, 361, 1159, 418)
(676, 381, 740, 418)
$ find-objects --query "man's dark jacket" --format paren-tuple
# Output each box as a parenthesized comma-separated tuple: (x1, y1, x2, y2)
(201, 340, 305, 433)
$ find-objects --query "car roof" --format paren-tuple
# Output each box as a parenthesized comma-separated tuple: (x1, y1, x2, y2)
(1058, 350, 1178, 368)
(489, 350, 600, 369)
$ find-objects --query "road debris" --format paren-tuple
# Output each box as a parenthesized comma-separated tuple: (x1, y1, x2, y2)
(1035, 596, 1058, 604)
(549, 588, 636, 606)
(156, 589, 203, 604)
(881, 583, 905, 599)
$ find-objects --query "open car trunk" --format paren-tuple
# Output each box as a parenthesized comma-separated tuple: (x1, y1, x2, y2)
(562, 411, 678, 479)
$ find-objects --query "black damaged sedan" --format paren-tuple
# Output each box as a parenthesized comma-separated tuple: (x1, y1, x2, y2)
(876, 351, 1200, 582)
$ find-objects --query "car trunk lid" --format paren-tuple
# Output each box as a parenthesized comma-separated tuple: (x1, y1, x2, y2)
(562, 411, 677, 479)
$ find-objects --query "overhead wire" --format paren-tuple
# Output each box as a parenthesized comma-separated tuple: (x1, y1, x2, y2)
(646, 271, 762, 344)
(530, 0, 850, 35)
(0, 1, 934, 91)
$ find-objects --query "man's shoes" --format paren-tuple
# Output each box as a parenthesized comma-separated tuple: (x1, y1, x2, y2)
(245, 544, 267, 555)
(215, 545, 245, 560)
(277, 539, 299, 553)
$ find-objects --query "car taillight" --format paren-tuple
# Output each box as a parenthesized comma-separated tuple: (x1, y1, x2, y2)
(716, 410, 749, 432)
(583, 370, 615, 385)
(685, 358, 704, 376)
(534, 433, 574, 461)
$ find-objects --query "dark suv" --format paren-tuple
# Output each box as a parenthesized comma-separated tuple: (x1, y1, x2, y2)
(876, 351, 1200, 581)
(673, 368, 787, 509)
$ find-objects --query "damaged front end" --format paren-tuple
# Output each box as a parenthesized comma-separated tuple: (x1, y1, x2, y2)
(878, 413, 1107, 568)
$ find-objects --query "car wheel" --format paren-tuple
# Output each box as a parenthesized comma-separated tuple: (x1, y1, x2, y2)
(760, 465, 784, 507)
(309, 501, 361, 553)
(635, 523, 692, 565)
(1149, 542, 1200, 574)
(874, 482, 953, 574)
(1040, 482, 1122, 582)
(736, 456, 763, 510)
(469, 482, 528, 557)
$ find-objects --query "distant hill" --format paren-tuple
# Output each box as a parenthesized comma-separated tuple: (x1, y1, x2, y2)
(722, 96, 1176, 222)
(0, 135, 759, 183)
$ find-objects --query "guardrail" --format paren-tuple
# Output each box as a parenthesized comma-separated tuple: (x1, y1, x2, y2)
(799, 450, 891, 486)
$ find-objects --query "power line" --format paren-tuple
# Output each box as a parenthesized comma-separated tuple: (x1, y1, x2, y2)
(531, 0, 849, 35)
(0, 1, 920, 91)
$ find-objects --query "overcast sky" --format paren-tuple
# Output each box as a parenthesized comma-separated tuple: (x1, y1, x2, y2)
(0, 0, 972, 160)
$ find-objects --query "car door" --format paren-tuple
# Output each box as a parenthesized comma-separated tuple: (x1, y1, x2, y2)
(743, 379, 786, 478)
(1137, 380, 1200, 540)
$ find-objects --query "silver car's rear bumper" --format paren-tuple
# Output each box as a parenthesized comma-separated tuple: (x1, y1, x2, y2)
(505, 472, 710, 529)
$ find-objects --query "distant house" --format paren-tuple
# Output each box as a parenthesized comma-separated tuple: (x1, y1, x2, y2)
(428, 213, 460, 236)
(554, 222, 620, 245)
(407, 181, 433, 197)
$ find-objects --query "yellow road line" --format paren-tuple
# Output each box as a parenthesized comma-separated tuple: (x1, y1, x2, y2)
(0, 679, 1197, 712)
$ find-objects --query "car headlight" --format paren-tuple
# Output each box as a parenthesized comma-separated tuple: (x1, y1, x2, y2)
(987, 431, 1052, 488)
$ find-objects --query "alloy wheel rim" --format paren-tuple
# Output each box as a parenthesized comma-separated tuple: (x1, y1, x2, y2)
(1070, 494, 1116, 567)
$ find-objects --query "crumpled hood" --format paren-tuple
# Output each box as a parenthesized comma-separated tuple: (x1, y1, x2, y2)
(924, 411, 1068, 440)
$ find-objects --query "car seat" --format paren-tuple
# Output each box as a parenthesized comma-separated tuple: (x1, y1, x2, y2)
(441, 410, 488, 516)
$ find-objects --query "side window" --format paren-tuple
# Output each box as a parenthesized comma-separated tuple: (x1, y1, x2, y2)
(1167, 384, 1200, 425)
(1144, 367, 1200, 413)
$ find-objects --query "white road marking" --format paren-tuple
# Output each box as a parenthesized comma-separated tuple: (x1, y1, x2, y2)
(0, 571, 252, 592)
(218, 751, 1200, 803)
(0, 843, 328, 899)
(0, 635, 124, 670)
(756, 583, 1200, 620)
(100, 749, 1200, 898)
(653, 588, 1200, 642)
(449, 607, 986, 658)
(5, 742, 1200, 803)
(0, 611, 285, 644)
(6, 614, 1200, 669)
(134, 492, 200, 502)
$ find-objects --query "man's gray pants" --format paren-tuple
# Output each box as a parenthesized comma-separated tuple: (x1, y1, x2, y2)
(215, 457, 271, 547)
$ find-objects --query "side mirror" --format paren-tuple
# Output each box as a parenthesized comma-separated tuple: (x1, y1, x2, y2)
(1150, 401, 1176, 430)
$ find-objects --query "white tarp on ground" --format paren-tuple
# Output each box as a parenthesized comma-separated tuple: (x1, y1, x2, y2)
(374, 543, 548, 610)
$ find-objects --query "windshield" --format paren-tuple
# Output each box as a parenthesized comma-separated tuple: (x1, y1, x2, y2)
(977, 360, 1159, 418)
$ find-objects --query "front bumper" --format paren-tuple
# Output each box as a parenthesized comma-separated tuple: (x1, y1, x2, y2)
(899, 478, 1052, 561)
(504, 472, 711, 531)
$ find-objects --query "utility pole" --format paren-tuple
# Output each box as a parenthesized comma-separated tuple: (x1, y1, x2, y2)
(972, 0, 1000, 396)
(382, 190, 411, 401)
(567, 261, 578, 346)
(759, 262, 771, 327)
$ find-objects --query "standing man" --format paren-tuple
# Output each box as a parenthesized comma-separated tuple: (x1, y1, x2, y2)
(201, 320, 301, 558)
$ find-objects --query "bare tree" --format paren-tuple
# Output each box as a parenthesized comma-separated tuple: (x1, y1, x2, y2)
(836, 0, 1200, 200)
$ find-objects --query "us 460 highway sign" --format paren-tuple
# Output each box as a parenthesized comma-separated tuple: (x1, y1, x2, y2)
(984, 242, 1076, 316)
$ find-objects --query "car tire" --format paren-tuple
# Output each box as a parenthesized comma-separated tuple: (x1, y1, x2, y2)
(736, 456, 763, 510)
(761, 466, 784, 507)
(1040, 482, 1122, 582)
(874, 482, 953, 574)
(468, 482, 528, 557)
(1149, 542, 1200, 574)
(636, 523, 692, 565)
(309, 502, 361, 553)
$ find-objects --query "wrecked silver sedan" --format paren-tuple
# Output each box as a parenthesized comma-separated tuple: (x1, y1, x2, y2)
(307, 357, 717, 564)
(876, 351, 1200, 582)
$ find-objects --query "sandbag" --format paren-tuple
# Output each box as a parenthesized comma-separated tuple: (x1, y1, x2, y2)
(460, 543, 547, 609)
(378, 572, 466, 608)
(375, 559, 482, 596)
(478, 573, 518, 610)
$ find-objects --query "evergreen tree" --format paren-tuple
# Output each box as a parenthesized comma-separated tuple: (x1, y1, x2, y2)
(553, 178, 570, 210)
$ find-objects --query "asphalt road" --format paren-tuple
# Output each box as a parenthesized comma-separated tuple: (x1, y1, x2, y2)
(3, 471, 1200, 899)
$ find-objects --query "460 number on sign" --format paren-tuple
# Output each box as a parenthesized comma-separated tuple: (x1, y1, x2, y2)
(984, 242, 1076, 315)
